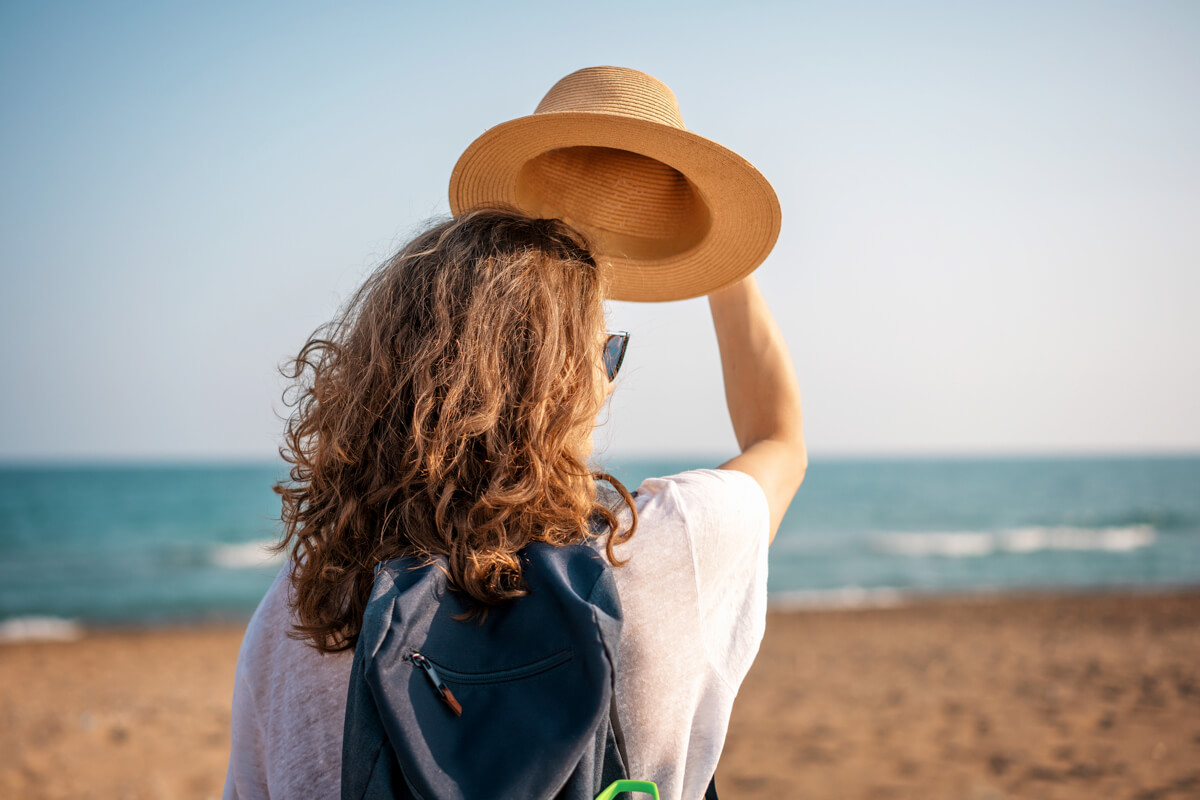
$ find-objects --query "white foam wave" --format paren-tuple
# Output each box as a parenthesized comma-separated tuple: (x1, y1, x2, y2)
(211, 539, 286, 569)
(873, 525, 1156, 558)
(0, 616, 84, 644)
(770, 586, 907, 611)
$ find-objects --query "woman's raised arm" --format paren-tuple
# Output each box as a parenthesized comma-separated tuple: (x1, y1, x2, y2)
(708, 275, 807, 543)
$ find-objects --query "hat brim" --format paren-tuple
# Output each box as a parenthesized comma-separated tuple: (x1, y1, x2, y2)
(449, 112, 781, 303)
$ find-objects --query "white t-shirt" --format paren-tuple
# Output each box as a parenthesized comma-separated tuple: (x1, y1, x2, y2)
(223, 468, 770, 800)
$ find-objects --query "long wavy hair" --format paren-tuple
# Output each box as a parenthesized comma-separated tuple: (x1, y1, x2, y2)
(272, 207, 638, 653)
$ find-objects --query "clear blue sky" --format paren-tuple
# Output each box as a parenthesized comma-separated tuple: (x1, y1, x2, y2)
(1, 1, 1197, 462)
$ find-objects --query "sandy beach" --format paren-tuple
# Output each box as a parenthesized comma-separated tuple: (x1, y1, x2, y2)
(1, 591, 1197, 800)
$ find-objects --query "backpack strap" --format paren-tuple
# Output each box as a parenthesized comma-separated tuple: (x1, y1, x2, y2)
(606, 678, 631, 778)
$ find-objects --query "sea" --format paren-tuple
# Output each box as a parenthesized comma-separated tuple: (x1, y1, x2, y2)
(1, 455, 1197, 637)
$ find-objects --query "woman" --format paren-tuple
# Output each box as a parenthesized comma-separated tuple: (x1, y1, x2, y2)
(225, 62, 807, 799)
(222, 206, 806, 800)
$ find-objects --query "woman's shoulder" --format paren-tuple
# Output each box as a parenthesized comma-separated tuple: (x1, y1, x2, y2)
(640, 466, 766, 497)
(593, 466, 770, 564)
(237, 562, 353, 675)
(621, 467, 769, 525)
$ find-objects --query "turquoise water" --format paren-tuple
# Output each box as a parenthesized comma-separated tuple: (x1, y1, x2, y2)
(1, 455, 1197, 626)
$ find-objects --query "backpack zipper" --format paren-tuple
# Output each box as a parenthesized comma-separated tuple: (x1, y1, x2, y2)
(411, 648, 572, 684)
(409, 652, 463, 717)
(406, 648, 574, 716)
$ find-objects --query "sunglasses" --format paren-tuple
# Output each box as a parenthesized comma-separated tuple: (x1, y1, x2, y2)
(602, 331, 630, 382)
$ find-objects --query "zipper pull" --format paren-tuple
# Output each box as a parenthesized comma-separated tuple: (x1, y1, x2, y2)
(410, 651, 463, 717)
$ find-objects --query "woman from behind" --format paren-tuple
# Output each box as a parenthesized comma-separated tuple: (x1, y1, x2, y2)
(223, 206, 806, 800)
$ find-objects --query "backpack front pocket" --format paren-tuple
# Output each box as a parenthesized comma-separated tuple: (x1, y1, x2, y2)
(407, 648, 573, 684)
(405, 648, 575, 716)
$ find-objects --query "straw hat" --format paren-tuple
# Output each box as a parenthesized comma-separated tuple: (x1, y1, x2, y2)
(448, 66, 781, 302)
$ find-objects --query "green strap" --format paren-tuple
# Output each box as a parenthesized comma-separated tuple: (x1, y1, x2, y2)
(594, 779, 660, 800)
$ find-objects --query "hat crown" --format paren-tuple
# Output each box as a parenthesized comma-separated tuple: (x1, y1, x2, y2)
(533, 66, 686, 130)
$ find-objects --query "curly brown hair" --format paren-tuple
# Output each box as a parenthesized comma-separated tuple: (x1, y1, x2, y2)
(272, 207, 638, 653)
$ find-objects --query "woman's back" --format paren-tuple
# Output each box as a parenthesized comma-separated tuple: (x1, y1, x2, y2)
(223, 467, 770, 800)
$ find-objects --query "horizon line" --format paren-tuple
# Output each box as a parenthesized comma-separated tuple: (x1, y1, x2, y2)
(2, 447, 1199, 469)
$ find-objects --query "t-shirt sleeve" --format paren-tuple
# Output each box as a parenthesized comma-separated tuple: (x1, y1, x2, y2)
(662, 467, 771, 691)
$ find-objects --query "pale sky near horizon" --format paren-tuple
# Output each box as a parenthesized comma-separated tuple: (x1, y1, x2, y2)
(1, 1, 1197, 463)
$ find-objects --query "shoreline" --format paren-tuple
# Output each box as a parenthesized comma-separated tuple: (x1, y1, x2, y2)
(4, 584, 1200, 644)
(768, 582, 1200, 612)
(2, 590, 1198, 799)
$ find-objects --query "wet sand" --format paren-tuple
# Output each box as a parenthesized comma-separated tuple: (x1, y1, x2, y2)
(1, 591, 1198, 799)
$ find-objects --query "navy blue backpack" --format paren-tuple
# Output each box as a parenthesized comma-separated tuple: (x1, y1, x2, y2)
(341, 536, 721, 800)
(341, 541, 634, 800)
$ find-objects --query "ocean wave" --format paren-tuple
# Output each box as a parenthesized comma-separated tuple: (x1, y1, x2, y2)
(211, 539, 286, 569)
(872, 525, 1156, 558)
(1081, 508, 1195, 532)
(0, 616, 84, 644)
(769, 586, 907, 611)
